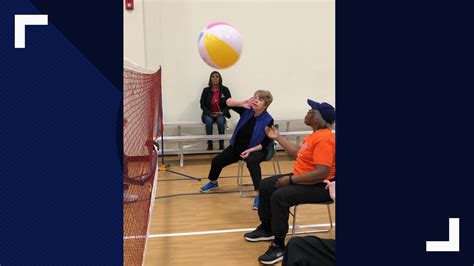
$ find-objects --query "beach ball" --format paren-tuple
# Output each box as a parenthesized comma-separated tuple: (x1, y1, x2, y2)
(198, 22, 242, 69)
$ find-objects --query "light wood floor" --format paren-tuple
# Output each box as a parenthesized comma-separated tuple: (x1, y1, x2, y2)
(144, 154, 335, 266)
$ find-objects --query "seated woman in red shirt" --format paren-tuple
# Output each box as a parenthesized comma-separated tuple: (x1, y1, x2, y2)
(200, 71, 232, 150)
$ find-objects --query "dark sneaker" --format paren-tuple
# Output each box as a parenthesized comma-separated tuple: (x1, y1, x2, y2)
(252, 196, 259, 210)
(207, 143, 213, 150)
(200, 181, 219, 192)
(258, 242, 285, 265)
(244, 226, 274, 242)
(219, 141, 225, 150)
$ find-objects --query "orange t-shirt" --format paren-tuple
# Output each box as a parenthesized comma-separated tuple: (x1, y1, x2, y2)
(293, 128, 336, 180)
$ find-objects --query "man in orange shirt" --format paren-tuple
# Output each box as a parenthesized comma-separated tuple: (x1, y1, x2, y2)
(244, 99, 336, 265)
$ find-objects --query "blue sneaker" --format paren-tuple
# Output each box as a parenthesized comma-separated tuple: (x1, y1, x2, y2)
(200, 181, 219, 193)
(253, 196, 259, 210)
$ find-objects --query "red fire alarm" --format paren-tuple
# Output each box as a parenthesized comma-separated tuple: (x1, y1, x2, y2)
(125, 0, 134, 10)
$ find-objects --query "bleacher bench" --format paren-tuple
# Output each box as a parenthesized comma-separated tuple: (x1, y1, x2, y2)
(157, 131, 316, 167)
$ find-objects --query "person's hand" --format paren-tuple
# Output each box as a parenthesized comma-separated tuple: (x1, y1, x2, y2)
(210, 113, 218, 117)
(240, 150, 251, 159)
(242, 97, 256, 109)
(214, 111, 224, 116)
(265, 126, 280, 139)
(275, 176, 290, 188)
(324, 180, 336, 201)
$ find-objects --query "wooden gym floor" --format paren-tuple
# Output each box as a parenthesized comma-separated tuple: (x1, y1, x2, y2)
(144, 153, 335, 266)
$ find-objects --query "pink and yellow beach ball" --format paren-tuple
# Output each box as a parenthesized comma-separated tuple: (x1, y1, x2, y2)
(198, 22, 243, 69)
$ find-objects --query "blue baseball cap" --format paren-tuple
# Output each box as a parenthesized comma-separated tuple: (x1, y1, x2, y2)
(307, 99, 335, 124)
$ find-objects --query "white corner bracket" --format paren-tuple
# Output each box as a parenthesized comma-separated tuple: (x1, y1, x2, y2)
(426, 218, 460, 252)
(14, 14, 48, 49)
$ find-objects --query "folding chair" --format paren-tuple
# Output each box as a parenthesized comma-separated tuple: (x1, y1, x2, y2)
(236, 140, 281, 197)
(290, 201, 334, 235)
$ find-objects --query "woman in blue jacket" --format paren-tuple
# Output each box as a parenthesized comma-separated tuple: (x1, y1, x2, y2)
(200, 90, 274, 210)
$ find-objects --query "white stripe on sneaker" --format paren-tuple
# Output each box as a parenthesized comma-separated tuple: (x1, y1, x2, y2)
(260, 256, 283, 265)
(244, 236, 275, 242)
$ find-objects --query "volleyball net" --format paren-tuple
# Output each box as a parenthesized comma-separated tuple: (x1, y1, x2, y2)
(123, 60, 162, 266)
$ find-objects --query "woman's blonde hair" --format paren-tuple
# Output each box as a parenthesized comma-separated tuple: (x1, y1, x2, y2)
(254, 90, 273, 107)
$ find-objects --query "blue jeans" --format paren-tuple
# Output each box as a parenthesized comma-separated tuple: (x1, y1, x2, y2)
(202, 114, 225, 144)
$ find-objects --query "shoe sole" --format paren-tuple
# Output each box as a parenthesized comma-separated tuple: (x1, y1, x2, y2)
(259, 256, 283, 265)
(244, 236, 275, 242)
(200, 187, 219, 193)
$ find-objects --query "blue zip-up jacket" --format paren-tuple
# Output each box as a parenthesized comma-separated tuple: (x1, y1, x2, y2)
(230, 108, 273, 149)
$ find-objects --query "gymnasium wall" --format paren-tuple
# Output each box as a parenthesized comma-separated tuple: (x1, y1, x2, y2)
(124, 0, 335, 125)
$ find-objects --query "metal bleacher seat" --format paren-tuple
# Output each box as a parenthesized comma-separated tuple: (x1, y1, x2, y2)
(236, 140, 281, 197)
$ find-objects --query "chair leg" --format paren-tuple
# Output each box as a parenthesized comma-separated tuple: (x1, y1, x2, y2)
(273, 151, 281, 174)
(237, 161, 243, 197)
(236, 161, 241, 184)
(327, 204, 333, 232)
(291, 205, 298, 236)
(289, 204, 334, 236)
(237, 161, 253, 198)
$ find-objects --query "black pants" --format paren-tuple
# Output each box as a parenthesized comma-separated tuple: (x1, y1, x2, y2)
(208, 145, 266, 190)
(283, 236, 336, 266)
(258, 174, 332, 246)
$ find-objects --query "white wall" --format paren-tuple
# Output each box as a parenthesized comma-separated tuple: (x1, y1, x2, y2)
(124, 0, 147, 66)
(125, 0, 335, 124)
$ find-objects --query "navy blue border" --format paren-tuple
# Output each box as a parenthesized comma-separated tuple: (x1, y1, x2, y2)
(337, 0, 474, 265)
